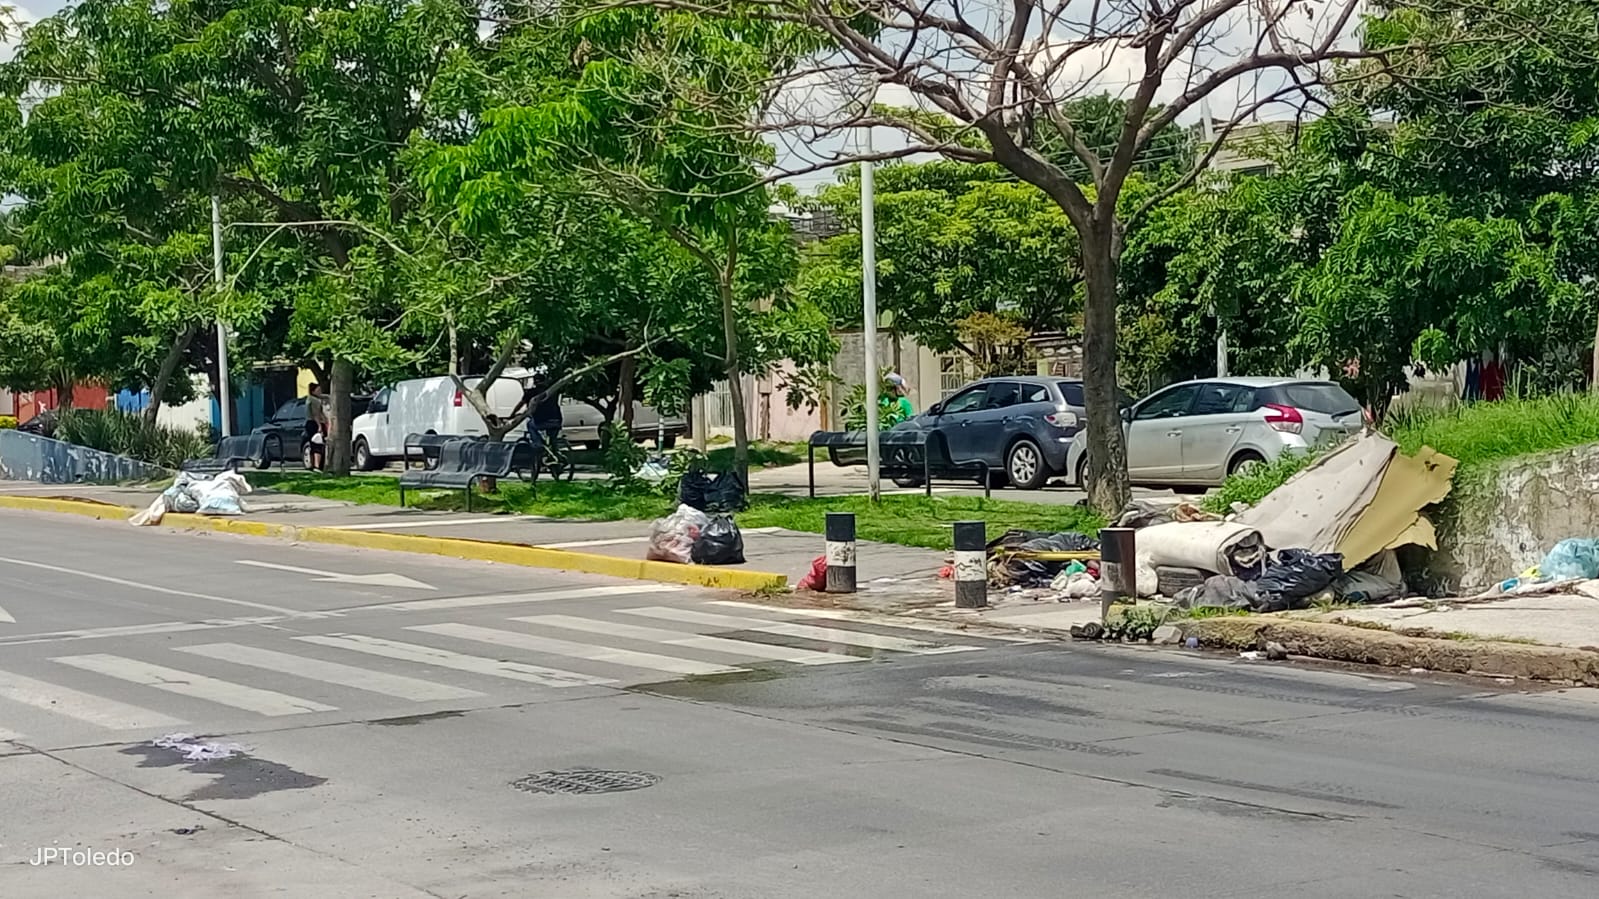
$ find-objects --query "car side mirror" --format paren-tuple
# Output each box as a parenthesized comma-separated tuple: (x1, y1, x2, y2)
(1120, 407, 1133, 423)
(928, 402, 943, 415)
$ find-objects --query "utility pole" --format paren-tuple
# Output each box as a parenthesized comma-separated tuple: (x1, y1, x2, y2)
(1200, 101, 1228, 378)
(860, 127, 881, 502)
(212, 193, 232, 438)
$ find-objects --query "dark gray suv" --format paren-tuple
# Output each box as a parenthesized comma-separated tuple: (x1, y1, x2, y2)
(892, 376, 1095, 489)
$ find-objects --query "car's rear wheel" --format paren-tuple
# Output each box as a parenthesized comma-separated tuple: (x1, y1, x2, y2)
(1228, 451, 1267, 477)
(1006, 438, 1049, 490)
(353, 438, 375, 472)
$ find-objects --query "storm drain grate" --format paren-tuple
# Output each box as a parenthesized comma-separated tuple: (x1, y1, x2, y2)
(511, 768, 661, 796)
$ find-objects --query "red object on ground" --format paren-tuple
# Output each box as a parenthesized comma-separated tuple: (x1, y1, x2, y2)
(797, 555, 828, 591)
(938, 565, 954, 579)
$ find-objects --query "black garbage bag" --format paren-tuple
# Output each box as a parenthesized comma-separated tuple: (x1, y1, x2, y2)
(691, 515, 746, 565)
(678, 470, 748, 513)
(992, 531, 1101, 587)
(1255, 549, 1343, 610)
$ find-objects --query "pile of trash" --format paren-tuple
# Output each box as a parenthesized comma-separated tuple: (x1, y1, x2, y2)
(643, 469, 751, 567)
(985, 432, 1456, 611)
(128, 471, 252, 526)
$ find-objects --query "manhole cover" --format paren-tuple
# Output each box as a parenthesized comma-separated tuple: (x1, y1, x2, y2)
(511, 768, 661, 796)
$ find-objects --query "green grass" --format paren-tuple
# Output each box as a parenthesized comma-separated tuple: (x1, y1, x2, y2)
(706, 441, 808, 470)
(250, 471, 1105, 551)
(1200, 450, 1321, 514)
(1383, 392, 1599, 472)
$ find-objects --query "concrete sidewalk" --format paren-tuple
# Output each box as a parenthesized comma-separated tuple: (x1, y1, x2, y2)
(0, 480, 948, 591)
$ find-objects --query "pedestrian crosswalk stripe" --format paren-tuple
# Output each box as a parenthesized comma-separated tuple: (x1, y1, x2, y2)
(512, 615, 863, 666)
(53, 654, 337, 717)
(0, 668, 185, 730)
(618, 607, 983, 655)
(367, 583, 681, 613)
(707, 601, 1043, 643)
(295, 634, 615, 687)
(408, 623, 743, 676)
(175, 643, 483, 702)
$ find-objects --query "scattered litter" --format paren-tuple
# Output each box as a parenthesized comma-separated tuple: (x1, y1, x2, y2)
(1069, 622, 1104, 640)
(986, 529, 1100, 587)
(797, 555, 828, 591)
(645, 504, 709, 564)
(171, 826, 205, 836)
(936, 564, 953, 579)
(1263, 641, 1289, 661)
(690, 514, 745, 565)
(1409, 667, 1427, 674)
(1540, 538, 1599, 580)
(1049, 570, 1099, 598)
(1172, 575, 1258, 612)
(1151, 625, 1183, 645)
(1495, 677, 1516, 685)
(1238, 650, 1263, 661)
(632, 457, 670, 483)
(1185, 636, 1200, 649)
(153, 733, 247, 761)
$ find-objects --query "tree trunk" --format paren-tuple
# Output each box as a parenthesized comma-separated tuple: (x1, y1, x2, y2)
(719, 277, 749, 479)
(1081, 224, 1130, 516)
(144, 326, 198, 430)
(618, 355, 637, 438)
(327, 358, 354, 476)
(446, 310, 459, 377)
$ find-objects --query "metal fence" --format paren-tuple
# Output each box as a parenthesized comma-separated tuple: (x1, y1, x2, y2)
(0, 430, 168, 484)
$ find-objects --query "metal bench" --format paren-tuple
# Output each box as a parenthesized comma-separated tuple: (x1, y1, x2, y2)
(807, 428, 990, 498)
(401, 433, 458, 470)
(398, 437, 518, 511)
(183, 433, 282, 474)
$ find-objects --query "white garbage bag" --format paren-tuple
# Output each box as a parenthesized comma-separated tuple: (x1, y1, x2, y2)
(129, 471, 251, 526)
(646, 503, 711, 564)
(195, 470, 251, 516)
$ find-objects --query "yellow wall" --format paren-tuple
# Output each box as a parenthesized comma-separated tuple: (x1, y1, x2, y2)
(296, 369, 317, 395)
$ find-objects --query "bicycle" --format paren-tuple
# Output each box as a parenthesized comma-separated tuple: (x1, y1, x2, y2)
(518, 426, 576, 483)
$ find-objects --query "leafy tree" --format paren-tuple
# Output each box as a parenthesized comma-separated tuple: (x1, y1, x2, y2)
(672, 0, 1467, 514)
(427, 5, 833, 477)
(799, 161, 1080, 359)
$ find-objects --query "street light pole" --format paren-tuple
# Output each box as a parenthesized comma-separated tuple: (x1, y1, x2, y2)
(212, 193, 232, 439)
(861, 127, 881, 503)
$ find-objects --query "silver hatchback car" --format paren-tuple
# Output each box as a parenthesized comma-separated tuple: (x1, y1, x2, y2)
(1068, 377, 1365, 488)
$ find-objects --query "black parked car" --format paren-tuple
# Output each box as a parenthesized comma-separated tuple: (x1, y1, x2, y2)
(251, 394, 373, 468)
(891, 376, 1115, 489)
(252, 398, 311, 468)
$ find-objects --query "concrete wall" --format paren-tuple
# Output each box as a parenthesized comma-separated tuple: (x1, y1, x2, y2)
(0, 430, 169, 484)
(1432, 442, 1599, 591)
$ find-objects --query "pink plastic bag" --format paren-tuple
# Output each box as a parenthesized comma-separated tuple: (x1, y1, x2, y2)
(796, 555, 828, 591)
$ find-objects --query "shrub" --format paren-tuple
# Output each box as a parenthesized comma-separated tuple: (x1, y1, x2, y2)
(56, 408, 209, 470)
(0, 416, 15, 429)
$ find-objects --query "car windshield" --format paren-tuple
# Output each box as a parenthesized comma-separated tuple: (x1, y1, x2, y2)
(1275, 383, 1362, 417)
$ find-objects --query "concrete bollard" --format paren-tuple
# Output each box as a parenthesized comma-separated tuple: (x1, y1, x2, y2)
(824, 512, 857, 593)
(953, 520, 988, 609)
(1098, 527, 1137, 621)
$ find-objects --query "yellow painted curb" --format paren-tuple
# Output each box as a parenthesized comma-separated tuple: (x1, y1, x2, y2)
(0, 492, 788, 592)
(0, 494, 130, 520)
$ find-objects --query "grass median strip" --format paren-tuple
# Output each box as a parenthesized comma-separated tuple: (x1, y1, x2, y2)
(249, 472, 1105, 551)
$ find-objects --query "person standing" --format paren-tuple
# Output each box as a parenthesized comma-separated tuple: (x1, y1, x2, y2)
(305, 382, 328, 471)
(883, 372, 914, 426)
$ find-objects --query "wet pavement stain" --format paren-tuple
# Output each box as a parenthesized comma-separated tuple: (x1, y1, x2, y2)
(120, 741, 327, 802)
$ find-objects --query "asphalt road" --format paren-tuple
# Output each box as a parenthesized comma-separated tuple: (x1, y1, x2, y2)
(1, 511, 1597, 898)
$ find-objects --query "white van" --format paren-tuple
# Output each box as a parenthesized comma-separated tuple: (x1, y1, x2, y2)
(350, 375, 526, 471)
